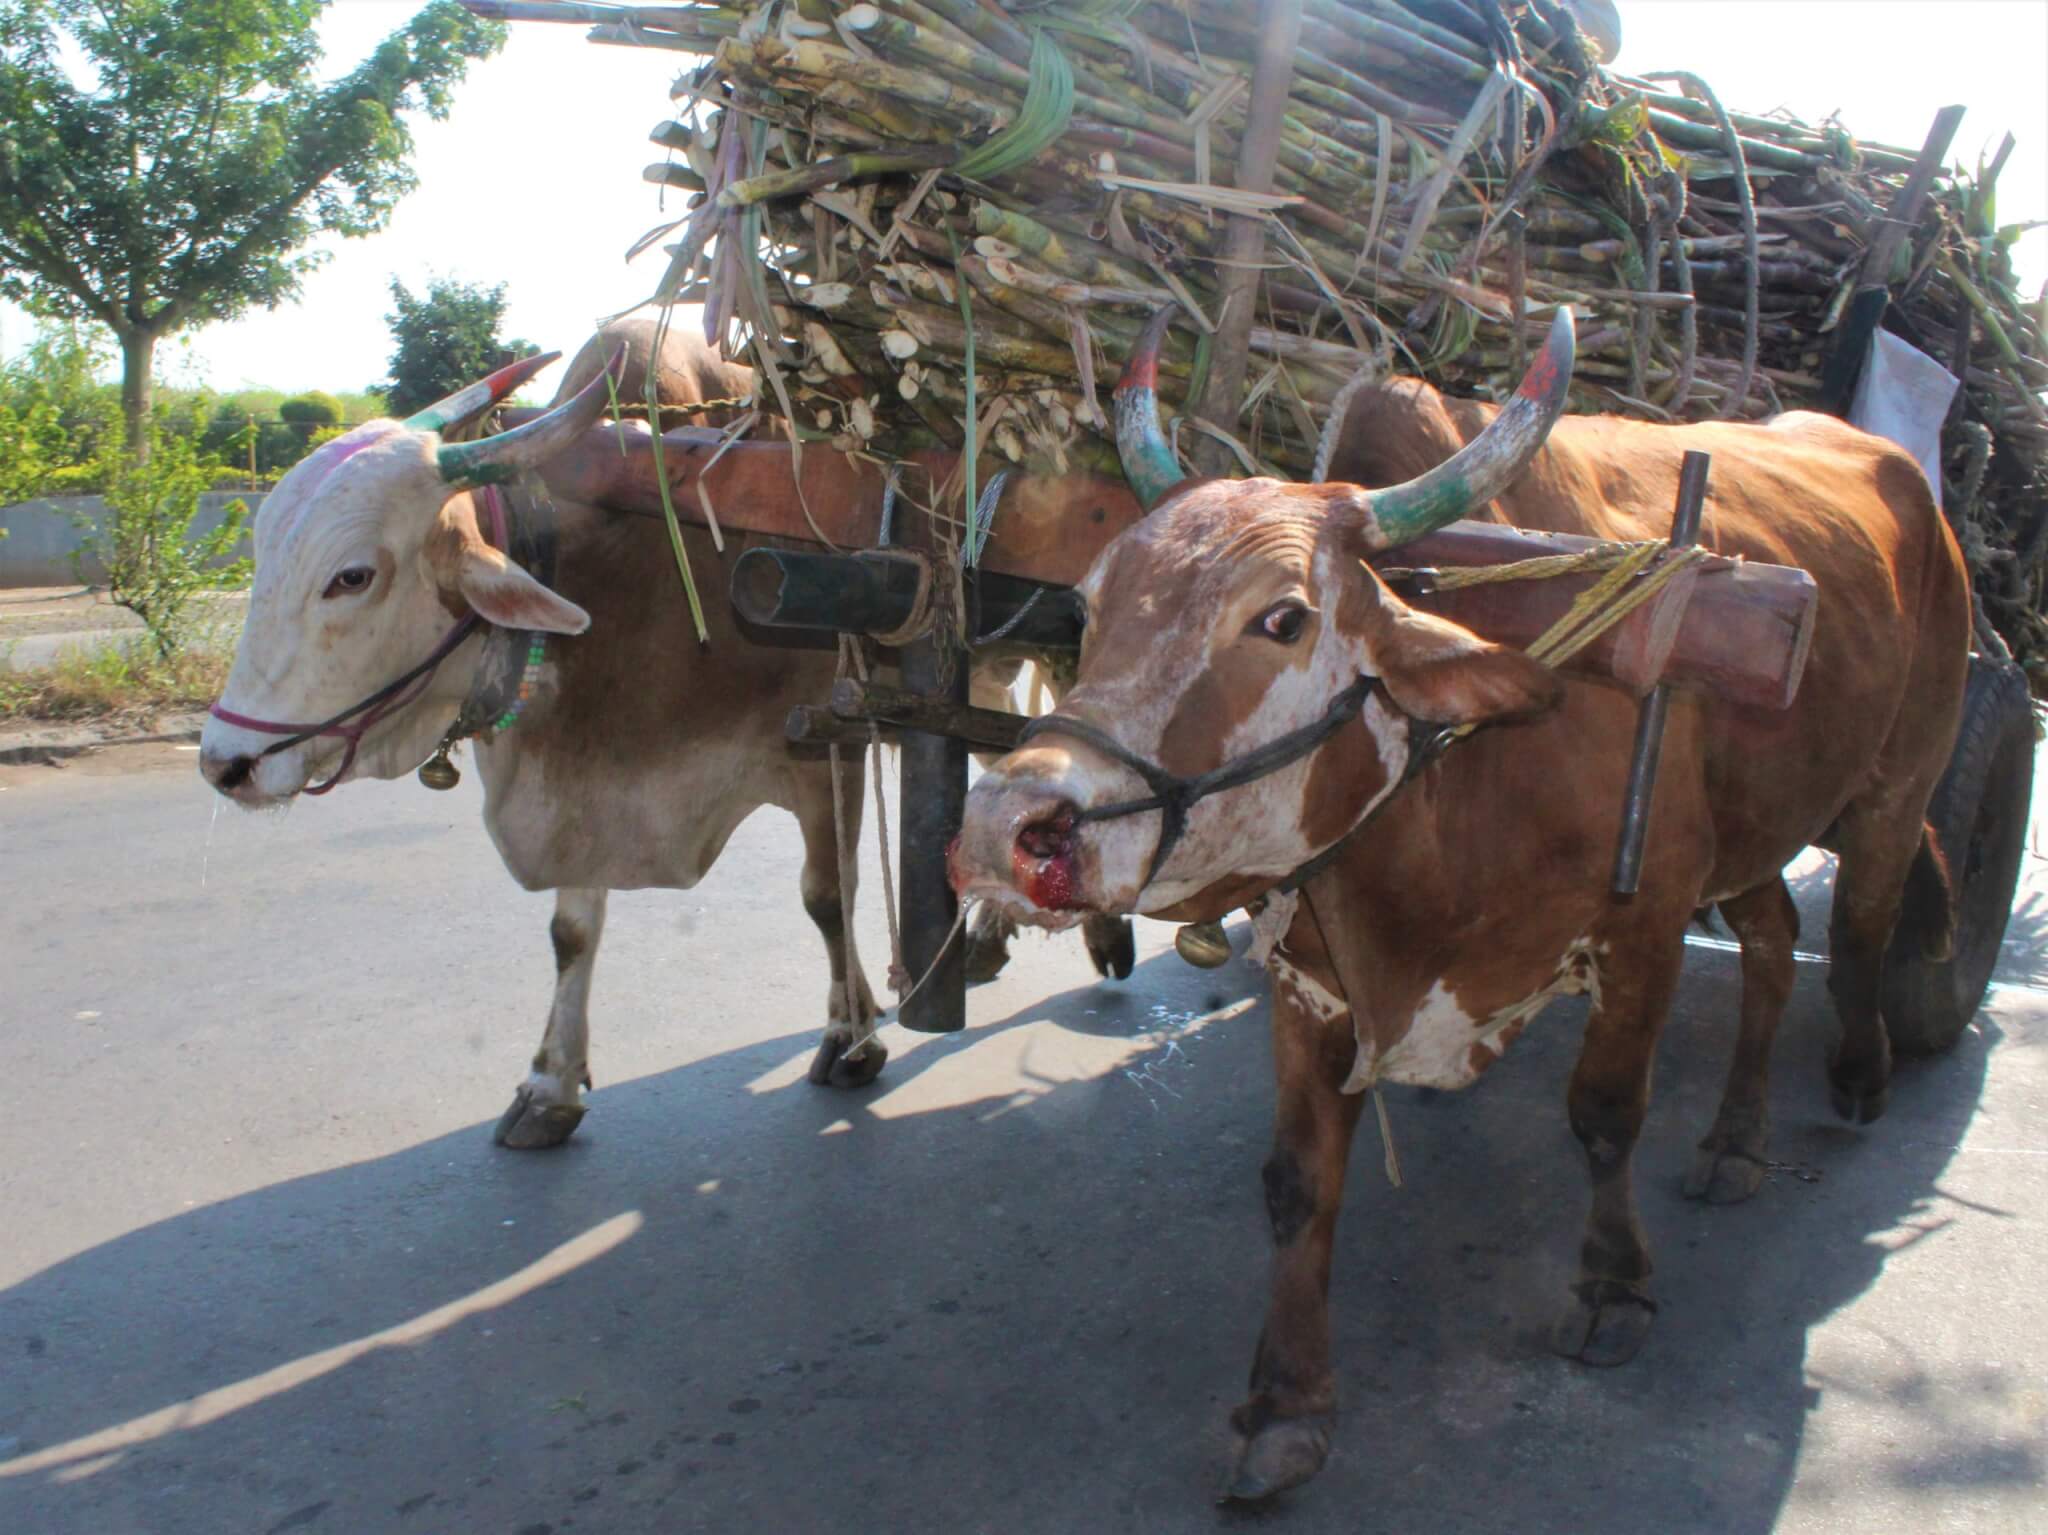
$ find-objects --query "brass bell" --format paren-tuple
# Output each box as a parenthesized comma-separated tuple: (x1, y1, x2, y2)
(1175, 919, 1233, 969)
(417, 746, 461, 791)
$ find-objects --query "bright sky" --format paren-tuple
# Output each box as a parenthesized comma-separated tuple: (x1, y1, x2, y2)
(1, 0, 2042, 394)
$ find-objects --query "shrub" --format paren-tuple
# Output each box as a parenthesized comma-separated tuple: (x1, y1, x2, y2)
(70, 425, 252, 660)
(279, 391, 343, 429)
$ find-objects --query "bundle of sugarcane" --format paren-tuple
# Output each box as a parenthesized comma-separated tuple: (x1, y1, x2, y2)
(468, 0, 2048, 667)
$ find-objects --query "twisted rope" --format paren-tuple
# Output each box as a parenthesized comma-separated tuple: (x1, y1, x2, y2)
(1433, 539, 1713, 743)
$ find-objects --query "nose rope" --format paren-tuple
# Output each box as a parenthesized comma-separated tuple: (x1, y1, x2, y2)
(1017, 675, 1380, 887)
(208, 485, 511, 794)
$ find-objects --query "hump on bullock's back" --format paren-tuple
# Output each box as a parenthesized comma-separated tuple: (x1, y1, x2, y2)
(554, 316, 758, 428)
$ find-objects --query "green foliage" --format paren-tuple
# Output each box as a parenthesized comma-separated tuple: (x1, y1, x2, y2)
(71, 423, 252, 659)
(0, 322, 118, 499)
(333, 389, 387, 423)
(278, 390, 342, 427)
(0, 0, 507, 448)
(379, 276, 537, 418)
(200, 398, 258, 459)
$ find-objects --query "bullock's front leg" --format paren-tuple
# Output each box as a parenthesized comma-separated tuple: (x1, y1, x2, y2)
(963, 903, 1019, 984)
(1225, 960, 1365, 1503)
(1686, 878, 1796, 1203)
(495, 887, 606, 1150)
(1551, 938, 1681, 1366)
(1081, 912, 1136, 979)
(795, 753, 886, 1089)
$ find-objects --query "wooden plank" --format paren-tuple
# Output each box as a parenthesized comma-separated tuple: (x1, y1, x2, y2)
(530, 428, 1813, 708)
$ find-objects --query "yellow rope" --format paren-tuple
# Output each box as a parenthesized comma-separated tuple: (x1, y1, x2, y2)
(1378, 540, 1669, 591)
(1435, 539, 1714, 742)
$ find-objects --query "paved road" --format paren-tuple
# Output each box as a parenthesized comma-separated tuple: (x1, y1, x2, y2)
(2, 743, 2045, 1534)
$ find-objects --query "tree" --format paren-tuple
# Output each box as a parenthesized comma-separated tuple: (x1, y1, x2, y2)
(379, 275, 535, 418)
(0, 1, 506, 459)
(278, 390, 343, 430)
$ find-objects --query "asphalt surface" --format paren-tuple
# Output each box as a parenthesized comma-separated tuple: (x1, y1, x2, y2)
(2, 742, 2045, 1534)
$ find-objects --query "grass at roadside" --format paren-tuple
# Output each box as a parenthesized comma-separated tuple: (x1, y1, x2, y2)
(0, 641, 230, 726)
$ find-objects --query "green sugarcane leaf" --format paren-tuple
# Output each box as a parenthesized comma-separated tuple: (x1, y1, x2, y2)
(953, 29, 1075, 183)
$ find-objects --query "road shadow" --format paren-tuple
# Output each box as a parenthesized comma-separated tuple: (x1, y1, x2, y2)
(0, 910, 2007, 1534)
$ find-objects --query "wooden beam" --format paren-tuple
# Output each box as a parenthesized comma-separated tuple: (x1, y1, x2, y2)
(1188, 0, 1304, 476)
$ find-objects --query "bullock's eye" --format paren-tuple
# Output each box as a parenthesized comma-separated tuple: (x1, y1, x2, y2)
(323, 566, 374, 599)
(1251, 600, 1309, 645)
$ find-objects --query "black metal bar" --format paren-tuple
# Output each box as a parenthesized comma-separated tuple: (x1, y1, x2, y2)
(897, 630, 969, 1032)
(731, 548, 924, 633)
(730, 547, 1082, 649)
(1612, 450, 1712, 895)
(1819, 104, 1966, 416)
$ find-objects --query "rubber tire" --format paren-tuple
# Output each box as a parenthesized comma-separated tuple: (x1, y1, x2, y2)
(1880, 655, 2036, 1056)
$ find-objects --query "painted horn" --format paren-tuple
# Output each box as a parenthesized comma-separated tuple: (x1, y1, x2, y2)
(1353, 307, 1576, 551)
(436, 347, 627, 488)
(403, 350, 562, 435)
(1111, 305, 1188, 511)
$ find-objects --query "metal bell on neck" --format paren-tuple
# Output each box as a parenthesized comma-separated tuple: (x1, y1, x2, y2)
(417, 736, 461, 791)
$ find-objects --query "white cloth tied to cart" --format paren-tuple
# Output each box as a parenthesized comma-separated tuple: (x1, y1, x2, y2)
(1850, 329, 1962, 510)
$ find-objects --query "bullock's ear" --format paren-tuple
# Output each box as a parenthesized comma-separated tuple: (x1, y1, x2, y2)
(427, 500, 590, 635)
(454, 542, 592, 635)
(1373, 607, 1561, 727)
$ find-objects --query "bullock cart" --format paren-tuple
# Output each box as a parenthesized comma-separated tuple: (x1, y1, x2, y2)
(502, 374, 2030, 1059)
(470, 0, 2039, 1057)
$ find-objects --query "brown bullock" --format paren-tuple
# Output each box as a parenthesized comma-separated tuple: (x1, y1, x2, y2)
(952, 308, 1971, 1499)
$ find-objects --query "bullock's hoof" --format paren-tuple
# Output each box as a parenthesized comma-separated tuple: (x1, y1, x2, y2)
(1085, 915, 1137, 980)
(1550, 1283, 1656, 1368)
(807, 1033, 888, 1089)
(1826, 1062, 1890, 1125)
(1684, 1141, 1769, 1204)
(492, 1087, 586, 1150)
(963, 929, 1013, 985)
(1219, 1413, 1332, 1504)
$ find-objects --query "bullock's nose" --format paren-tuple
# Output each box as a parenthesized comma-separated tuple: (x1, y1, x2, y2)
(957, 767, 1086, 908)
(200, 747, 257, 795)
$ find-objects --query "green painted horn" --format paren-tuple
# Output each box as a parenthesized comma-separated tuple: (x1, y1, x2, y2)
(1354, 307, 1575, 550)
(403, 350, 561, 435)
(435, 347, 625, 488)
(1111, 305, 1187, 510)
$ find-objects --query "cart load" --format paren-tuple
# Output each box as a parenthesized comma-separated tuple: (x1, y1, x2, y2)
(470, 0, 2047, 670)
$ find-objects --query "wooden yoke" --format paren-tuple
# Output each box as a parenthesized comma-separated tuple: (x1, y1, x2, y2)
(532, 423, 1817, 710)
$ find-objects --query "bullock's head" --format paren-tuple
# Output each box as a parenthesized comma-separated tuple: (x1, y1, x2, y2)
(954, 309, 1574, 923)
(200, 352, 616, 805)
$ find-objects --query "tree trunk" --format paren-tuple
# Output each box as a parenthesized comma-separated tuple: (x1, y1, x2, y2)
(119, 327, 157, 463)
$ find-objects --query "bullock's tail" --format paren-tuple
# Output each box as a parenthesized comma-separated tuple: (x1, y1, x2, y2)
(1901, 822, 1956, 962)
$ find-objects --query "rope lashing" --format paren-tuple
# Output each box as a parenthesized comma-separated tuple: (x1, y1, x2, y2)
(1386, 538, 1716, 743)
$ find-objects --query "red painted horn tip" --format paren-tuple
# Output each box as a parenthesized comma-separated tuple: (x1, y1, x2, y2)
(1115, 305, 1177, 393)
(1514, 309, 1575, 401)
(481, 350, 559, 397)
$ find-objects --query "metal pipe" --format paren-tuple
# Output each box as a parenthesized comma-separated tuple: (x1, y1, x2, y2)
(897, 626, 969, 1033)
(731, 547, 1083, 649)
(1611, 449, 1712, 895)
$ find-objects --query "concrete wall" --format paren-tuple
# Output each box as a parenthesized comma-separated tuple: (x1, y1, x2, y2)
(0, 493, 263, 587)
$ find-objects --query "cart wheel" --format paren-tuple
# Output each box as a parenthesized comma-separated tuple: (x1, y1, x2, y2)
(1881, 655, 2036, 1056)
